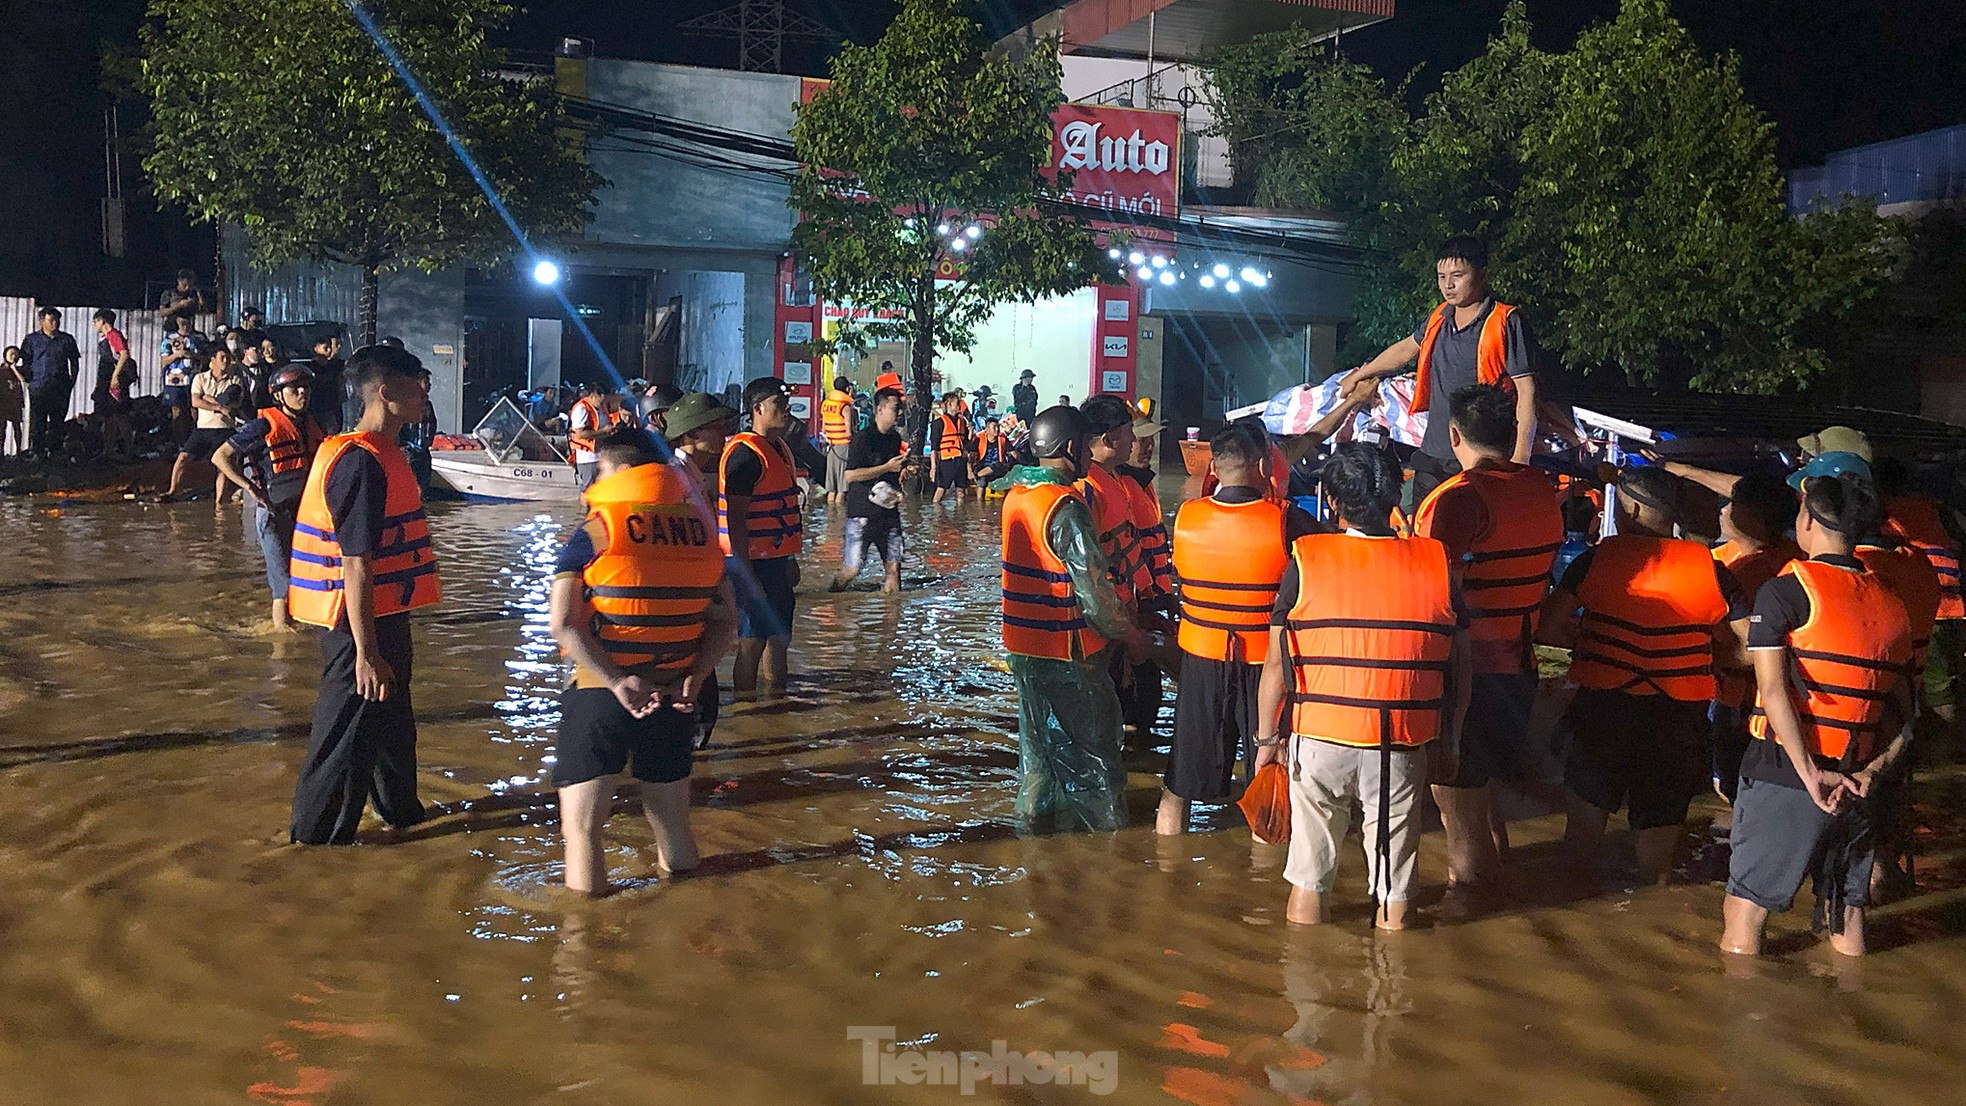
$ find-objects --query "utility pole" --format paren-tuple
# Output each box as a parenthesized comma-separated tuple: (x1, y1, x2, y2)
(677, 0, 838, 74)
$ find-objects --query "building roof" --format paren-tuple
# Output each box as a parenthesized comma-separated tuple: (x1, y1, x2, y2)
(1024, 0, 1394, 62)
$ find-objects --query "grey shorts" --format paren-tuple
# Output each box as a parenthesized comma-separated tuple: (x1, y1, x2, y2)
(1725, 776, 1873, 913)
(574, 460, 598, 490)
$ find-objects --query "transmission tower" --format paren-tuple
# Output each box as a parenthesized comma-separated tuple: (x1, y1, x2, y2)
(678, 0, 838, 74)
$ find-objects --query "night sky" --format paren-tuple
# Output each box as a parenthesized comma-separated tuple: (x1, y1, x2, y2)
(4, 0, 1960, 303)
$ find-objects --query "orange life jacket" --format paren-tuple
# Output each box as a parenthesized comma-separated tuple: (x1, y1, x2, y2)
(1883, 495, 1963, 620)
(569, 397, 606, 454)
(1413, 462, 1561, 675)
(1749, 560, 1912, 764)
(1283, 533, 1456, 747)
(1126, 475, 1173, 601)
(935, 412, 968, 460)
(1411, 301, 1516, 414)
(579, 462, 724, 673)
(1569, 534, 1727, 701)
(256, 405, 326, 502)
(1856, 541, 1940, 676)
(1710, 538, 1802, 711)
(1173, 496, 1288, 663)
(287, 433, 442, 628)
(819, 390, 854, 447)
(875, 371, 903, 392)
(718, 432, 803, 559)
(1077, 462, 1140, 606)
(1001, 481, 1108, 660)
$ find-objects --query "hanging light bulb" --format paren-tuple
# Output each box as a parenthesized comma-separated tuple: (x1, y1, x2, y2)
(1128, 251, 1146, 265)
(1150, 255, 1168, 268)
(1199, 274, 1216, 289)
(1212, 263, 1231, 279)
(1157, 270, 1176, 287)
(1225, 279, 1243, 294)
(965, 225, 982, 240)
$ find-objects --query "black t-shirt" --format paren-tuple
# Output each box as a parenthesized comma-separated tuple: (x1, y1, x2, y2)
(845, 425, 904, 520)
(308, 358, 346, 433)
(1740, 553, 1879, 787)
(323, 447, 387, 559)
(724, 445, 764, 498)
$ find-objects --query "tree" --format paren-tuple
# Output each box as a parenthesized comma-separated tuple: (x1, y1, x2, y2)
(790, 0, 1121, 426)
(140, 0, 600, 344)
(1204, 0, 1900, 393)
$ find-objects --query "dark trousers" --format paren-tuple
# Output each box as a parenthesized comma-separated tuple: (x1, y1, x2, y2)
(290, 615, 424, 844)
(27, 385, 69, 455)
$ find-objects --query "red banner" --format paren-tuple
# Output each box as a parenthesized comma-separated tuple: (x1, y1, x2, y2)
(1046, 102, 1181, 241)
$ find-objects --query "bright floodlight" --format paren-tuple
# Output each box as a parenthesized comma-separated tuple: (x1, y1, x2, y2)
(1135, 266, 1153, 281)
(1157, 270, 1176, 287)
(1241, 267, 1263, 284)
(1199, 274, 1216, 289)
(532, 259, 561, 285)
(1212, 263, 1231, 279)
(937, 223, 952, 236)
(1108, 247, 1122, 259)
(951, 237, 969, 252)
(1128, 251, 1146, 265)
(1225, 279, 1243, 294)
(1151, 255, 1168, 268)
(965, 225, 982, 240)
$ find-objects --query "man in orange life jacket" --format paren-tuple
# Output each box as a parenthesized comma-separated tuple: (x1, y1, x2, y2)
(1538, 465, 1746, 885)
(1159, 422, 1324, 835)
(1338, 235, 1541, 509)
(1080, 395, 1167, 735)
(1411, 384, 1563, 891)
(568, 382, 625, 492)
(930, 391, 973, 504)
(286, 345, 443, 845)
(1875, 456, 1966, 728)
(720, 377, 804, 696)
(549, 426, 738, 894)
(1706, 471, 1804, 802)
(214, 364, 328, 632)
(1000, 405, 1148, 833)
(818, 375, 856, 504)
(1721, 471, 1913, 957)
(1255, 443, 1471, 929)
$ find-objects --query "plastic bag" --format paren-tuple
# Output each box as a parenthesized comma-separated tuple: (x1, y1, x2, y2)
(1238, 761, 1292, 845)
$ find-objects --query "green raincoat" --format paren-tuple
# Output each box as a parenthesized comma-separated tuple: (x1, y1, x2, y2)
(998, 464, 1136, 834)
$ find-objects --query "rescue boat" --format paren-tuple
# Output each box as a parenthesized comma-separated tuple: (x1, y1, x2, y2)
(429, 397, 580, 501)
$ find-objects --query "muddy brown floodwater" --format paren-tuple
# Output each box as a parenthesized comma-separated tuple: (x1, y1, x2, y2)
(2, 488, 1964, 1106)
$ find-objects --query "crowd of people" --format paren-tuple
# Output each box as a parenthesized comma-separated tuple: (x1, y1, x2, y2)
(81, 237, 1960, 967)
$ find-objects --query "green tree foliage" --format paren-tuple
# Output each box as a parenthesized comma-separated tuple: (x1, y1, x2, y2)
(790, 0, 1121, 418)
(140, 0, 601, 343)
(1207, 0, 1901, 393)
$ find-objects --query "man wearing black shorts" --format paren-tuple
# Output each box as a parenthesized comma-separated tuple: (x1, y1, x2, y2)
(550, 426, 737, 894)
(1411, 385, 1564, 890)
(832, 387, 908, 594)
(1539, 465, 1744, 885)
(1158, 423, 1323, 834)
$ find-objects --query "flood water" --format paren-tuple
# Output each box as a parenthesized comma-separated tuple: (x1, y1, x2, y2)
(2, 488, 1964, 1106)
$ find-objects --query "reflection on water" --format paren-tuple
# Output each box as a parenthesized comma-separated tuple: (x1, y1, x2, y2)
(1, 491, 1964, 1105)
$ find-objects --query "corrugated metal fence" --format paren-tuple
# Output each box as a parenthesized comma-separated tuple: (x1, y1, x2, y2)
(1, 296, 219, 454)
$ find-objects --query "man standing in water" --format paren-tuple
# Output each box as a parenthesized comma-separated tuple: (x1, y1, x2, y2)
(1338, 236, 1541, 508)
(286, 345, 442, 845)
(720, 377, 804, 697)
(999, 405, 1145, 833)
(550, 426, 736, 893)
(831, 387, 908, 595)
(213, 364, 327, 631)
(1721, 471, 1911, 957)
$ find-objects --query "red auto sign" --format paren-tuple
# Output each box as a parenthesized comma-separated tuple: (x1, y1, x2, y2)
(1046, 102, 1182, 234)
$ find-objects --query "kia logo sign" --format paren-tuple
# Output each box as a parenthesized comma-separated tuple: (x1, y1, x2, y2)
(1059, 121, 1171, 176)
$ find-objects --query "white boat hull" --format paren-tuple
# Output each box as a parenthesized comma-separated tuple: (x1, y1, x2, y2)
(430, 452, 579, 501)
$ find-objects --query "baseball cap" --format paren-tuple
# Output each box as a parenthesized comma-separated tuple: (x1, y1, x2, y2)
(662, 392, 738, 442)
(1788, 450, 1872, 490)
(1797, 426, 1872, 464)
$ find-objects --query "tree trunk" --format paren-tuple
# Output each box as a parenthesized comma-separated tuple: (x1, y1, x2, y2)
(359, 263, 380, 347)
(910, 279, 936, 452)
